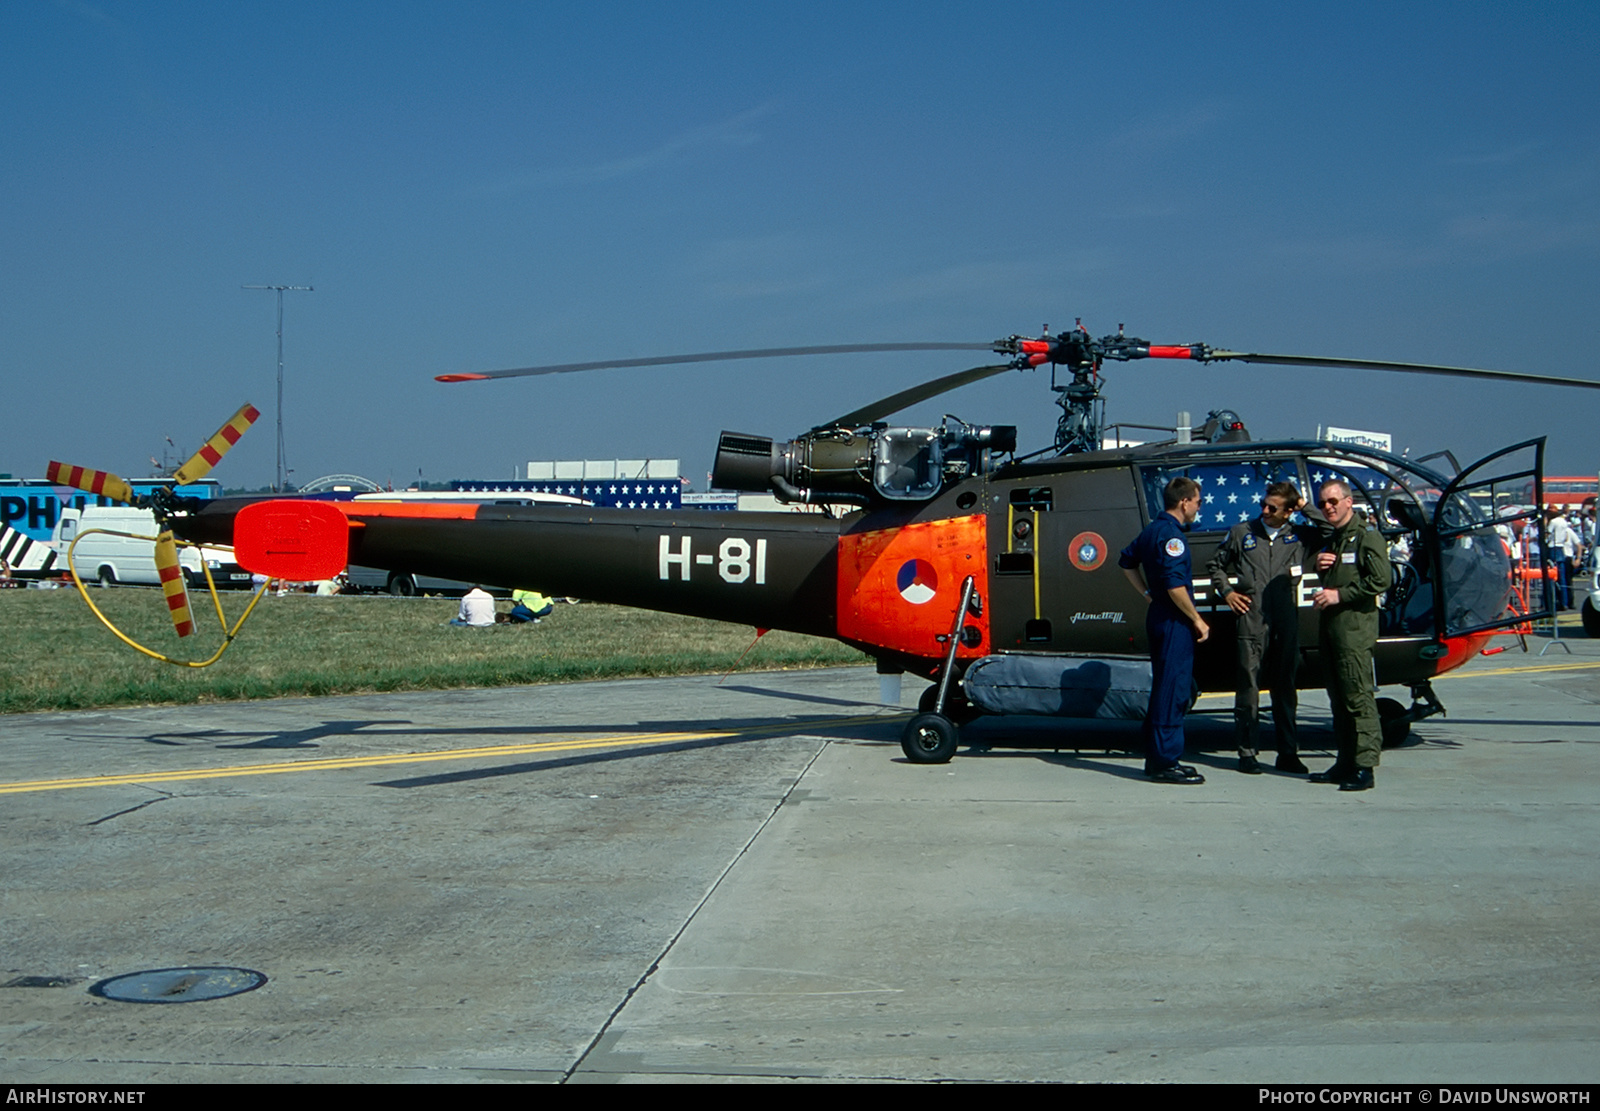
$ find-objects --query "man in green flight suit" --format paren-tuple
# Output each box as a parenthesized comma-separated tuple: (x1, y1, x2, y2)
(1207, 481, 1320, 775)
(1308, 480, 1392, 792)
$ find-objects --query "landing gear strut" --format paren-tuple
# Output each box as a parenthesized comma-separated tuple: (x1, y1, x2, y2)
(899, 576, 981, 765)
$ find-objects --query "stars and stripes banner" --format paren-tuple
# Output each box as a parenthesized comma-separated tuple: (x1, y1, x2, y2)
(452, 479, 683, 511)
(1142, 459, 1397, 532)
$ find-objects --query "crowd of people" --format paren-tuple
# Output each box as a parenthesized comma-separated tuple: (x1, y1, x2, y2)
(1501, 502, 1594, 611)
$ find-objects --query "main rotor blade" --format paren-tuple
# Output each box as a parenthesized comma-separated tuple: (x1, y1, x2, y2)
(820, 364, 1017, 429)
(435, 342, 995, 382)
(1207, 351, 1600, 390)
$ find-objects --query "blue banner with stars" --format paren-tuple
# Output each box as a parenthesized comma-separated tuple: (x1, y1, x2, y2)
(452, 479, 684, 510)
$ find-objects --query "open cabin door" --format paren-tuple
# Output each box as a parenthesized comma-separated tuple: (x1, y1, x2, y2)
(1430, 437, 1549, 639)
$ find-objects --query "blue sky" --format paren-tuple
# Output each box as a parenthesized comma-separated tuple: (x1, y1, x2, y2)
(3, 1, 1597, 489)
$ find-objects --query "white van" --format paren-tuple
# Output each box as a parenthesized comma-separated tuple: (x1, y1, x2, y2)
(52, 507, 250, 588)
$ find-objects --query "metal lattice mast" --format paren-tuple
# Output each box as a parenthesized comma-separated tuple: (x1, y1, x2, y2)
(243, 283, 313, 491)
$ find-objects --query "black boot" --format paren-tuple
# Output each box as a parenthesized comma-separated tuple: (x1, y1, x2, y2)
(1309, 762, 1355, 784)
(1338, 767, 1375, 792)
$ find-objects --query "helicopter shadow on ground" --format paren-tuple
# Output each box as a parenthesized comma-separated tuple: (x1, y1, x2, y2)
(375, 715, 906, 790)
(366, 713, 915, 790)
(101, 709, 903, 753)
(58, 716, 901, 788)
(64, 719, 415, 751)
(376, 731, 794, 789)
(719, 683, 899, 710)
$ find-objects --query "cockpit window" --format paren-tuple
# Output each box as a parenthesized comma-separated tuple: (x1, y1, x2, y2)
(1307, 458, 1400, 529)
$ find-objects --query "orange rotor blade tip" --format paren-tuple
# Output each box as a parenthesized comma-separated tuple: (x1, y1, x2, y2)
(436, 373, 490, 382)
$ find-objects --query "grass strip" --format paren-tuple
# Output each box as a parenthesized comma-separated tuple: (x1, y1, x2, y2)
(0, 588, 868, 714)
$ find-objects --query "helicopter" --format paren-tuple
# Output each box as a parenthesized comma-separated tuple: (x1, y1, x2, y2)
(48, 323, 1598, 761)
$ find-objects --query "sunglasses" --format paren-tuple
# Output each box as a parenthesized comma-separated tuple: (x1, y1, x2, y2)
(1317, 497, 1349, 508)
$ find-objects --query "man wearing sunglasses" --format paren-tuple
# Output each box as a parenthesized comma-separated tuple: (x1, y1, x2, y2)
(1207, 481, 1320, 775)
(1309, 480, 1392, 791)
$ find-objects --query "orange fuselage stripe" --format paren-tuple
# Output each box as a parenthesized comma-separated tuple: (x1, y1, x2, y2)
(331, 503, 486, 521)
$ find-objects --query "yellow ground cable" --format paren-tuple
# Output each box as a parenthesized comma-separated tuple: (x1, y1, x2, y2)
(65, 528, 271, 668)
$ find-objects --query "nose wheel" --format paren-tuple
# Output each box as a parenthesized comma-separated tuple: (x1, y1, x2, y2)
(1377, 697, 1411, 748)
(901, 713, 959, 764)
(901, 574, 981, 765)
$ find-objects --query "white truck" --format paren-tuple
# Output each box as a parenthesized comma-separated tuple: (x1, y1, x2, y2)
(52, 506, 251, 588)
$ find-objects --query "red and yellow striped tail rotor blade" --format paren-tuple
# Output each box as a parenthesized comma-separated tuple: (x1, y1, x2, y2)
(154, 530, 195, 638)
(45, 461, 135, 505)
(174, 403, 260, 485)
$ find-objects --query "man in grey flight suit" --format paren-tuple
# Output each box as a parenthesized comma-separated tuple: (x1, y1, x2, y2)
(1308, 480, 1393, 792)
(1208, 481, 1319, 775)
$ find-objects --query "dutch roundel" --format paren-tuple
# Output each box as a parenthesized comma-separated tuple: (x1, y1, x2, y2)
(896, 558, 938, 605)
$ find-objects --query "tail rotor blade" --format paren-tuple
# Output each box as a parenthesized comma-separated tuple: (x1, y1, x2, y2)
(46, 461, 134, 505)
(154, 530, 195, 638)
(174, 403, 261, 484)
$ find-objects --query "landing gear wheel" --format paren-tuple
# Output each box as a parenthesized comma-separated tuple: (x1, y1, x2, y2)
(918, 683, 980, 726)
(1377, 696, 1411, 748)
(1583, 596, 1600, 638)
(387, 573, 416, 597)
(901, 713, 959, 764)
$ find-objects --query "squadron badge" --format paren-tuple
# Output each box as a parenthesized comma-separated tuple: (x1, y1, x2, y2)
(1164, 537, 1186, 558)
(1068, 531, 1108, 572)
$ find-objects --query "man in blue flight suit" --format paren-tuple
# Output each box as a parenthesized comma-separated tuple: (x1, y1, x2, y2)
(1119, 476, 1211, 784)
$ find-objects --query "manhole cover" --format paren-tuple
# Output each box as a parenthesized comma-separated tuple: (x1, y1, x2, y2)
(90, 966, 267, 1004)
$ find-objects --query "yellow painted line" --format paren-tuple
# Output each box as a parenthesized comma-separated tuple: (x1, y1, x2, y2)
(0, 713, 893, 796)
(1193, 659, 1600, 701)
(1442, 659, 1600, 679)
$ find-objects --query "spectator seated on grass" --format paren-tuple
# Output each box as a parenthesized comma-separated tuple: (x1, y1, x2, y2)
(450, 586, 496, 627)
